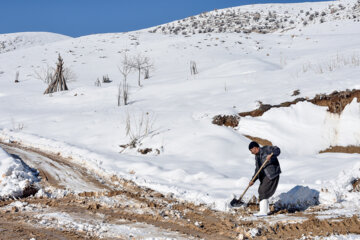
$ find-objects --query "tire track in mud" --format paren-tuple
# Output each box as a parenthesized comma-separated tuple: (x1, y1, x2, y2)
(0, 141, 359, 239)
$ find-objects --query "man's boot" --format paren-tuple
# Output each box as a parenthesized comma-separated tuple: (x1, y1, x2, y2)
(254, 199, 269, 217)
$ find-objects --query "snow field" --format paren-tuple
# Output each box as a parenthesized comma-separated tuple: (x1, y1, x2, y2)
(0, 0, 359, 213)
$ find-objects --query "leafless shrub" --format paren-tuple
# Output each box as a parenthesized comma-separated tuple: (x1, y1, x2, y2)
(33, 65, 54, 84)
(117, 79, 129, 106)
(102, 75, 112, 83)
(11, 118, 24, 131)
(63, 67, 77, 82)
(15, 71, 19, 83)
(94, 78, 101, 87)
(190, 61, 198, 75)
(144, 67, 150, 79)
(123, 112, 156, 149)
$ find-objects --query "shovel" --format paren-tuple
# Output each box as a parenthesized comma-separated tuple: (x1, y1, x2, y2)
(230, 153, 273, 207)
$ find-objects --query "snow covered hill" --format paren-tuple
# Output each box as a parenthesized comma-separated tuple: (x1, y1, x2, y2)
(0, 0, 359, 214)
(0, 32, 71, 54)
(148, 0, 360, 35)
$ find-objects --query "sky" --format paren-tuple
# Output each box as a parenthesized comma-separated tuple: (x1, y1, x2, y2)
(1, 0, 332, 37)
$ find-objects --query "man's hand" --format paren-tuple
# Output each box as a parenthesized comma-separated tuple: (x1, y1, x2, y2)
(266, 152, 273, 162)
(249, 181, 254, 186)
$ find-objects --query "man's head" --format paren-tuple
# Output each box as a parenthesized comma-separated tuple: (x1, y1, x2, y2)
(248, 141, 260, 155)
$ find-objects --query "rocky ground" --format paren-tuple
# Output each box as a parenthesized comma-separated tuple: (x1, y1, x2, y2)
(0, 141, 359, 240)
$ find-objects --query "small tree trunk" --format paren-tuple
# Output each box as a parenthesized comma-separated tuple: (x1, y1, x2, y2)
(138, 68, 141, 87)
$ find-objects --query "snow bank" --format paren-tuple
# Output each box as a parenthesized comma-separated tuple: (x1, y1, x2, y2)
(0, 146, 39, 198)
(274, 185, 319, 211)
(319, 162, 360, 205)
(239, 99, 360, 155)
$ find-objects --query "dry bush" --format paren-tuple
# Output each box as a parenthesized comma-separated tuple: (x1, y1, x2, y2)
(123, 112, 156, 149)
(33, 65, 54, 84)
(190, 61, 198, 75)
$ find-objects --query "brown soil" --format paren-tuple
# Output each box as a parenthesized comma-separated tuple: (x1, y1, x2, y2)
(0, 211, 97, 239)
(244, 135, 273, 146)
(319, 145, 360, 154)
(310, 89, 360, 114)
(260, 215, 360, 239)
(1, 140, 360, 240)
(212, 115, 240, 127)
(352, 178, 360, 192)
(239, 89, 360, 117)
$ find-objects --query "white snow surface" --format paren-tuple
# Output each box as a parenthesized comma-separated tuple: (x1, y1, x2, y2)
(319, 162, 360, 206)
(0, 32, 71, 54)
(0, 147, 39, 198)
(0, 0, 360, 212)
(301, 234, 360, 240)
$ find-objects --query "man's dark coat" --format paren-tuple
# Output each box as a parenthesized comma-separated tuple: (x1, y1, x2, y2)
(252, 145, 281, 181)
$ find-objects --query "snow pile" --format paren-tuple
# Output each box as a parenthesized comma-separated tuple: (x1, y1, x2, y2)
(319, 162, 360, 205)
(239, 99, 360, 155)
(0, 146, 39, 198)
(274, 185, 319, 211)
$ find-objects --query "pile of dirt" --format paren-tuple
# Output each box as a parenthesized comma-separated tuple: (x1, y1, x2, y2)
(239, 89, 360, 117)
(244, 135, 273, 146)
(319, 145, 360, 154)
(212, 115, 240, 127)
(310, 89, 360, 114)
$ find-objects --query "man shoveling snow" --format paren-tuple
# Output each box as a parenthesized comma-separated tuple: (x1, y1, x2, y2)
(231, 141, 281, 216)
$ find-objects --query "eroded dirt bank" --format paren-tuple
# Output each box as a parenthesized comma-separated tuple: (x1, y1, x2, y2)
(213, 89, 360, 154)
(0, 141, 359, 239)
(239, 89, 360, 117)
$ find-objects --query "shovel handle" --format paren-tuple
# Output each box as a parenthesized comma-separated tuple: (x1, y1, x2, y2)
(238, 152, 273, 201)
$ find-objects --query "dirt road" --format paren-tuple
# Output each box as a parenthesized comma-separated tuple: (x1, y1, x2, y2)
(0, 141, 359, 239)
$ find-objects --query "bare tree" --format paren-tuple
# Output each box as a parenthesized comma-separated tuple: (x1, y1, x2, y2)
(117, 54, 132, 106)
(129, 54, 153, 87)
(44, 54, 69, 94)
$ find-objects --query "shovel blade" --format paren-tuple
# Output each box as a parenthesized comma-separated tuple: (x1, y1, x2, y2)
(230, 198, 245, 207)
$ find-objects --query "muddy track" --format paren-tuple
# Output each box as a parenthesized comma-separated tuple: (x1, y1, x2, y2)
(0, 209, 97, 240)
(0, 141, 359, 239)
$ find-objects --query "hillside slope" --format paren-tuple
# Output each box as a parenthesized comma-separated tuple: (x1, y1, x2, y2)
(0, 32, 71, 54)
(0, 0, 359, 213)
